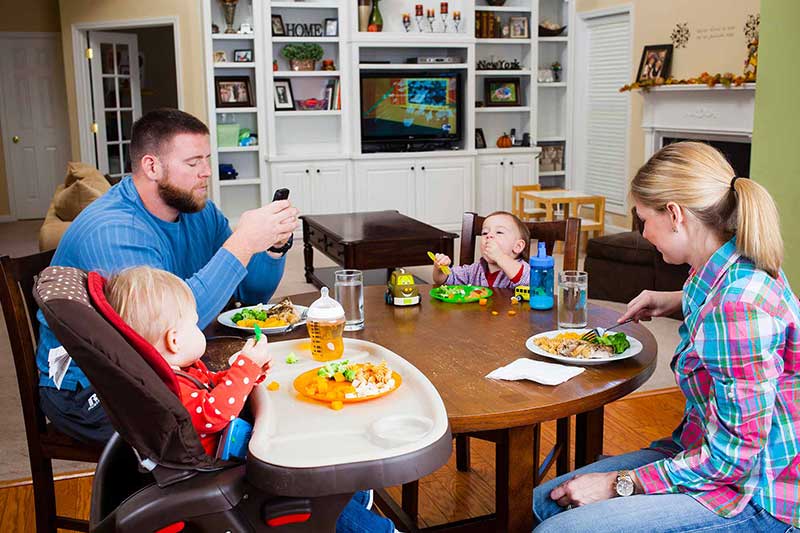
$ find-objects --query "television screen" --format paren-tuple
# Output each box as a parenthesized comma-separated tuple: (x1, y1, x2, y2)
(360, 71, 462, 144)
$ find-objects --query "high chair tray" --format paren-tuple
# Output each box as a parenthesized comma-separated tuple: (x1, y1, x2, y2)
(246, 338, 451, 495)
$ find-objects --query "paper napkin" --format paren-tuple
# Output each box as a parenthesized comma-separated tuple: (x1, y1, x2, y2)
(486, 358, 585, 386)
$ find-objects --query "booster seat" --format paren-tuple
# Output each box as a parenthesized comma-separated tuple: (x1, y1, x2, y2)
(34, 266, 452, 532)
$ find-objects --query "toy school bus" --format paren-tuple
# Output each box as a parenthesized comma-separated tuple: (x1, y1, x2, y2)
(514, 285, 530, 302)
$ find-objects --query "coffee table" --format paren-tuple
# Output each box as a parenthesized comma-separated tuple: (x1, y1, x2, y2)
(301, 211, 458, 289)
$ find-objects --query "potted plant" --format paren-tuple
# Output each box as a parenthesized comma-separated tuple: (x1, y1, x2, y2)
(281, 43, 324, 71)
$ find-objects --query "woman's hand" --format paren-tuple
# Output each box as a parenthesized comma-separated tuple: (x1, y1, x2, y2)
(618, 290, 682, 323)
(549, 472, 617, 508)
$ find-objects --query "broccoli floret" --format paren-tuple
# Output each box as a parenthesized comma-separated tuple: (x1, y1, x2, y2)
(343, 368, 356, 381)
(285, 352, 298, 364)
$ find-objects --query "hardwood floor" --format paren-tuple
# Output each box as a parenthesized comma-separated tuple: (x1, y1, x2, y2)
(0, 389, 685, 532)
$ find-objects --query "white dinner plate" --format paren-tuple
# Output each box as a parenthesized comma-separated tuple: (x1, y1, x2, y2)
(217, 304, 309, 334)
(525, 329, 643, 366)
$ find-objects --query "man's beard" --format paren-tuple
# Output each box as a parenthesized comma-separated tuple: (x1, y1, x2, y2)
(157, 174, 206, 214)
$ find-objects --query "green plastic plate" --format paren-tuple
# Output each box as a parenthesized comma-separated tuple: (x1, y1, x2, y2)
(430, 285, 493, 303)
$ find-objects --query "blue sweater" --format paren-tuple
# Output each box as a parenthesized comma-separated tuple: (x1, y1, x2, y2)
(37, 176, 286, 390)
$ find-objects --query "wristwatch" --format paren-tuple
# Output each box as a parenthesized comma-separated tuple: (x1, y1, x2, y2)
(268, 234, 293, 256)
(614, 470, 635, 497)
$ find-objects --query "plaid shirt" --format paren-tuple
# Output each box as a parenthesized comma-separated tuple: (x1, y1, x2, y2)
(633, 238, 799, 527)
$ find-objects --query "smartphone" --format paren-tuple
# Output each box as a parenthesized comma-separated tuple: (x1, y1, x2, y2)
(272, 188, 290, 202)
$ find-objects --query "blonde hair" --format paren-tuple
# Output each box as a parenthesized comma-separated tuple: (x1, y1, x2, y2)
(484, 211, 531, 260)
(631, 141, 783, 278)
(105, 266, 196, 344)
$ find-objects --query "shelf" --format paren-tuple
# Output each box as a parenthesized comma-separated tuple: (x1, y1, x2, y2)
(214, 62, 256, 68)
(477, 147, 541, 155)
(216, 107, 257, 113)
(275, 110, 342, 117)
(270, 1, 340, 8)
(538, 136, 566, 143)
(359, 63, 469, 70)
(476, 69, 532, 76)
(272, 36, 339, 43)
(354, 149, 477, 160)
(476, 106, 531, 113)
(539, 36, 568, 43)
(212, 34, 255, 40)
(353, 32, 473, 44)
(273, 70, 340, 77)
(477, 38, 532, 45)
(220, 178, 261, 186)
(477, 6, 534, 12)
(538, 82, 567, 88)
(539, 170, 566, 177)
(218, 145, 260, 152)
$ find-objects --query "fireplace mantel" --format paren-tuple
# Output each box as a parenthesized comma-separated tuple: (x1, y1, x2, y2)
(641, 84, 756, 159)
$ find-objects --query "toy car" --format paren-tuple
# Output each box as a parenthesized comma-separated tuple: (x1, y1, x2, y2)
(514, 285, 530, 302)
(385, 268, 421, 306)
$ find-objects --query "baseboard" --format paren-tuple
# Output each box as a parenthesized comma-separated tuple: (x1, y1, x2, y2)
(0, 214, 16, 223)
(0, 468, 95, 489)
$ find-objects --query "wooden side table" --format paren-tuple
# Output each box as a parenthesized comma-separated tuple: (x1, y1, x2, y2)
(301, 211, 458, 289)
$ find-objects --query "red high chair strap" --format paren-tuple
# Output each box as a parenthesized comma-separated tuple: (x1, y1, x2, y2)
(87, 271, 181, 397)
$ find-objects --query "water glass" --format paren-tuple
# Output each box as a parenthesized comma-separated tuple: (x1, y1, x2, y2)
(558, 270, 588, 329)
(334, 269, 365, 331)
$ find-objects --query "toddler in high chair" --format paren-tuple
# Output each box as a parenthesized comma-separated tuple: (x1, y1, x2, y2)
(105, 266, 271, 456)
(433, 211, 531, 288)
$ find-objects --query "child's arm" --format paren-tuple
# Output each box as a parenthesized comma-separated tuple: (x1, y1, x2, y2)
(432, 253, 452, 285)
(485, 240, 526, 281)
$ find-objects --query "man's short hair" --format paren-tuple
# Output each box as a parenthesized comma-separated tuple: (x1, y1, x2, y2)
(129, 109, 209, 171)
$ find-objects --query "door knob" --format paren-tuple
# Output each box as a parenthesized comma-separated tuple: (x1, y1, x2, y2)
(12, 135, 20, 144)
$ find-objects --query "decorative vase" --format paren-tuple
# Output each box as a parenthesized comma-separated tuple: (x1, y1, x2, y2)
(368, 0, 383, 32)
(358, 0, 371, 32)
(487, 0, 506, 5)
(221, 0, 239, 34)
(290, 59, 316, 71)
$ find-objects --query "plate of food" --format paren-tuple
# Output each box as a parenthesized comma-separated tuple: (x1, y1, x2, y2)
(294, 360, 402, 405)
(217, 297, 308, 334)
(430, 285, 492, 303)
(525, 329, 642, 366)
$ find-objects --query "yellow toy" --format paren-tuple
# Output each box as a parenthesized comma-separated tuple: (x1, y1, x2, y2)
(514, 285, 531, 302)
(385, 268, 421, 306)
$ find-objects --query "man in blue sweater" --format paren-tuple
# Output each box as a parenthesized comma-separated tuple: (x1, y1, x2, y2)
(37, 109, 298, 442)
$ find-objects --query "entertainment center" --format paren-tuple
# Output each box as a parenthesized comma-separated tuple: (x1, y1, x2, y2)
(202, 0, 574, 231)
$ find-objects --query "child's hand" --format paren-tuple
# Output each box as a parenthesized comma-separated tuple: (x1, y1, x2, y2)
(434, 253, 452, 268)
(239, 337, 272, 368)
(483, 240, 510, 264)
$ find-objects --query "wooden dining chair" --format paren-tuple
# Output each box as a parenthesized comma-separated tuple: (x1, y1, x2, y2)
(456, 212, 581, 483)
(511, 184, 547, 221)
(0, 252, 104, 533)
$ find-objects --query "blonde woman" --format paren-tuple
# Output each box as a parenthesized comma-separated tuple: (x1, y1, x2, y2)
(532, 142, 799, 532)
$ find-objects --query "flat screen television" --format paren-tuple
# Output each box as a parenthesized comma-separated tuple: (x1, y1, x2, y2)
(360, 71, 463, 149)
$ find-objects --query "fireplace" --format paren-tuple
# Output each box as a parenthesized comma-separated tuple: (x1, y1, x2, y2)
(641, 84, 755, 177)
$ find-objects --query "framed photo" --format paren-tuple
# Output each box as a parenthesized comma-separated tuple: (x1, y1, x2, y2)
(484, 77, 521, 107)
(324, 18, 339, 37)
(213, 50, 227, 63)
(273, 78, 295, 110)
(271, 14, 286, 36)
(233, 49, 253, 63)
(636, 44, 673, 82)
(215, 76, 253, 108)
(538, 142, 565, 172)
(475, 128, 487, 149)
(509, 16, 529, 38)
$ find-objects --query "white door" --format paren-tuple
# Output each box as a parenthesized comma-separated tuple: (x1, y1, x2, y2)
(476, 156, 504, 215)
(309, 161, 349, 215)
(0, 34, 69, 219)
(353, 160, 416, 215)
(415, 157, 474, 229)
(270, 162, 311, 215)
(89, 31, 142, 179)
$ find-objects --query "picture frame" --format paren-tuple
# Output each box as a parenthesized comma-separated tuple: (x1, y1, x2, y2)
(215, 76, 254, 108)
(484, 77, 521, 107)
(213, 51, 227, 63)
(538, 141, 565, 173)
(475, 128, 487, 149)
(273, 78, 295, 110)
(271, 14, 286, 36)
(324, 18, 339, 37)
(509, 16, 529, 39)
(636, 44, 673, 82)
(233, 49, 253, 63)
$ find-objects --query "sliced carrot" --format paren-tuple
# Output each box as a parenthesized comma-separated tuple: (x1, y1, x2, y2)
(508, 310, 517, 316)
(491, 311, 499, 316)
(267, 381, 280, 391)
(331, 400, 344, 410)
(479, 298, 488, 306)
(333, 372, 345, 382)
(510, 298, 519, 305)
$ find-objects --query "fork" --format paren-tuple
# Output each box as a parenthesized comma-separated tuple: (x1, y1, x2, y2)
(580, 318, 634, 342)
(278, 308, 309, 335)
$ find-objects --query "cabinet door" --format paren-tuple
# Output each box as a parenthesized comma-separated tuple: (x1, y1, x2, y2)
(309, 161, 350, 215)
(415, 157, 474, 229)
(506, 156, 536, 212)
(476, 156, 505, 215)
(270, 162, 310, 215)
(353, 160, 416, 215)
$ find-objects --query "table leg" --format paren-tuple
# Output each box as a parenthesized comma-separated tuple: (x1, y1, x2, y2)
(575, 406, 604, 468)
(496, 426, 534, 533)
(545, 201, 554, 222)
(556, 416, 571, 476)
(401, 481, 419, 526)
(303, 225, 315, 285)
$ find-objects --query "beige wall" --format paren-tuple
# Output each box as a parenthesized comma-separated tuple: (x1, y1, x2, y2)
(576, 0, 760, 227)
(58, 0, 207, 161)
(0, 0, 61, 216)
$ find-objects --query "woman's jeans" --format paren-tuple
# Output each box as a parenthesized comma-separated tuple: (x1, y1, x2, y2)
(533, 450, 795, 533)
(337, 490, 395, 533)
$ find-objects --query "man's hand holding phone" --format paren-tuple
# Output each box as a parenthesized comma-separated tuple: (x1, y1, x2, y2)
(224, 188, 299, 265)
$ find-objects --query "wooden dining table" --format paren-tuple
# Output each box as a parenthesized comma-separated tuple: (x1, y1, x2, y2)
(206, 285, 657, 532)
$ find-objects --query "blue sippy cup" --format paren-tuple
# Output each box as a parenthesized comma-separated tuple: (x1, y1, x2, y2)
(529, 241, 554, 310)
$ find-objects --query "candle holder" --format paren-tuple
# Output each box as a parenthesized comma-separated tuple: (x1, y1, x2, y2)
(415, 14, 425, 32)
(427, 11, 435, 33)
(453, 12, 461, 33)
(440, 12, 448, 32)
(403, 14, 412, 32)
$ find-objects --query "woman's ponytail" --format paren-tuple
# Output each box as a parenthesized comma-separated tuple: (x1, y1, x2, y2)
(733, 177, 783, 278)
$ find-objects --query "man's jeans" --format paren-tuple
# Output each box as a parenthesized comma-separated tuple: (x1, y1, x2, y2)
(533, 450, 795, 533)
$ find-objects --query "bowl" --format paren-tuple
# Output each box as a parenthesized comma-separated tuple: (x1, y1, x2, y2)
(539, 25, 566, 37)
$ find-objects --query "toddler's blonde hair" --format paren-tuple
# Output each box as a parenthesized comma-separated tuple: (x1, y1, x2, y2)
(105, 266, 196, 345)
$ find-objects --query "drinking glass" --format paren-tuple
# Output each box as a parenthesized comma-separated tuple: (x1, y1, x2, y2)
(558, 270, 588, 329)
(334, 269, 365, 331)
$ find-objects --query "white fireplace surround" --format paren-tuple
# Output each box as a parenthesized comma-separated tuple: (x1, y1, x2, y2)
(641, 84, 756, 159)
